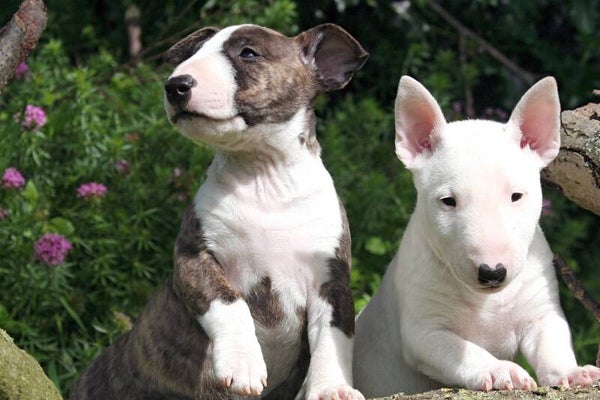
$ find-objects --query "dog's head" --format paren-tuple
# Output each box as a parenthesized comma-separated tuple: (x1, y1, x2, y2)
(394, 76, 560, 292)
(163, 24, 367, 151)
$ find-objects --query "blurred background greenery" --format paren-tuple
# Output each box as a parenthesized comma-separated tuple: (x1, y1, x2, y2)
(1, 0, 599, 396)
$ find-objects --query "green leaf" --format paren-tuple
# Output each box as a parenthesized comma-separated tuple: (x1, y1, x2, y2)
(22, 181, 39, 204)
(59, 297, 86, 333)
(49, 217, 75, 235)
(365, 237, 389, 256)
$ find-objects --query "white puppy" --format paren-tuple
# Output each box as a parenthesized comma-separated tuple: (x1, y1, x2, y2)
(353, 76, 600, 397)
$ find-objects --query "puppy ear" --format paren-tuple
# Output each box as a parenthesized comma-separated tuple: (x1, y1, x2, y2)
(295, 23, 368, 91)
(163, 27, 220, 65)
(394, 76, 446, 169)
(507, 76, 561, 167)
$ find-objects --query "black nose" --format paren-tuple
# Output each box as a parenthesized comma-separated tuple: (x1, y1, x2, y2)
(478, 263, 507, 287)
(164, 74, 196, 109)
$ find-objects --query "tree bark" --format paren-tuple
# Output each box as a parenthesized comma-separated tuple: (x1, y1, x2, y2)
(0, 0, 47, 92)
(542, 101, 600, 216)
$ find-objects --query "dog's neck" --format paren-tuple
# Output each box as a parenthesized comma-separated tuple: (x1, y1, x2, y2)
(207, 108, 329, 203)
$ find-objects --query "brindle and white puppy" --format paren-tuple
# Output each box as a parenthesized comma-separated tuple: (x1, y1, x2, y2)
(69, 24, 368, 400)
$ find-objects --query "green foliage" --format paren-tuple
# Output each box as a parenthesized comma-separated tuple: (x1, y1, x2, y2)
(200, 0, 298, 34)
(317, 95, 414, 309)
(1, 0, 600, 396)
(0, 41, 211, 393)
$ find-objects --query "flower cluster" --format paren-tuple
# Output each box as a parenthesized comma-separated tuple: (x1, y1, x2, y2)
(14, 62, 29, 79)
(33, 233, 73, 266)
(0, 209, 9, 220)
(2, 167, 26, 189)
(21, 104, 47, 130)
(115, 159, 130, 175)
(77, 182, 107, 199)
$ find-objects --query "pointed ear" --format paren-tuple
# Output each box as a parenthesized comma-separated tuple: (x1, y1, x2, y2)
(394, 76, 446, 169)
(163, 27, 220, 65)
(507, 77, 561, 166)
(295, 23, 368, 91)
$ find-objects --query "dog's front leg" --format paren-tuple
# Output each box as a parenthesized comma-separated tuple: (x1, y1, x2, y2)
(404, 324, 537, 391)
(173, 206, 267, 396)
(298, 268, 364, 400)
(521, 313, 600, 388)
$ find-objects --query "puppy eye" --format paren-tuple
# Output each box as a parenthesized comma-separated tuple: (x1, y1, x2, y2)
(441, 197, 457, 207)
(511, 193, 523, 202)
(240, 47, 259, 59)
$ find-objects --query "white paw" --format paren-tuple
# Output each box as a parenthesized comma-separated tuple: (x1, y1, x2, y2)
(306, 385, 365, 400)
(472, 360, 537, 391)
(212, 336, 267, 396)
(546, 365, 600, 388)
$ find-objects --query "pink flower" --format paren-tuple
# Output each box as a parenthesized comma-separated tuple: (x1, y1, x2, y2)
(0, 208, 9, 219)
(14, 62, 29, 79)
(2, 167, 26, 189)
(115, 159, 130, 175)
(77, 182, 107, 199)
(34, 233, 72, 266)
(21, 104, 47, 130)
(542, 198, 554, 217)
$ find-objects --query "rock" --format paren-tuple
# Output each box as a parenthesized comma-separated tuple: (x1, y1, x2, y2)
(0, 328, 62, 400)
(371, 385, 600, 400)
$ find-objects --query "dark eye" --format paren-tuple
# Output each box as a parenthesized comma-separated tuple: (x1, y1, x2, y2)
(441, 197, 457, 207)
(240, 47, 259, 59)
(511, 193, 523, 202)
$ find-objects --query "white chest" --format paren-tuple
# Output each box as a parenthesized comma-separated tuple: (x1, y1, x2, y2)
(193, 156, 343, 304)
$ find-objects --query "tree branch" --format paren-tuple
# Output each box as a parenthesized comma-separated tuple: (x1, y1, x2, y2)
(553, 254, 600, 324)
(0, 0, 47, 92)
(542, 102, 600, 216)
(425, 0, 536, 85)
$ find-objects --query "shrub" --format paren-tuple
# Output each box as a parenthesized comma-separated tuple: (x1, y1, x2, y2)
(0, 40, 213, 392)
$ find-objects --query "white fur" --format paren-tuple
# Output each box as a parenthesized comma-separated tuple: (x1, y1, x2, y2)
(299, 305, 362, 400)
(164, 25, 248, 141)
(199, 299, 267, 396)
(194, 109, 354, 397)
(354, 76, 600, 398)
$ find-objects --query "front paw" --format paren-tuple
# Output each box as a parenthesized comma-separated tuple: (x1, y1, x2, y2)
(472, 360, 537, 391)
(305, 385, 365, 400)
(212, 336, 267, 396)
(543, 365, 600, 388)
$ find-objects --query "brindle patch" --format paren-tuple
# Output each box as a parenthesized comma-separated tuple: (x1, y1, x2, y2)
(223, 26, 319, 127)
(301, 109, 321, 156)
(218, 24, 367, 129)
(246, 276, 284, 329)
(319, 198, 355, 337)
(69, 280, 251, 400)
(163, 27, 220, 65)
(173, 205, 239, 316)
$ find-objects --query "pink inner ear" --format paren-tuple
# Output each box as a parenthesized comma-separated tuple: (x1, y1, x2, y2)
(517, 102, 557, 151)
(509, 77, 560, 164)
(404, 114, 438, 155)
(419, 138, 432, 151)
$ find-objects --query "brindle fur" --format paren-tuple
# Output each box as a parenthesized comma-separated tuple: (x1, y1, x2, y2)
(70, 207, 312, 399)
